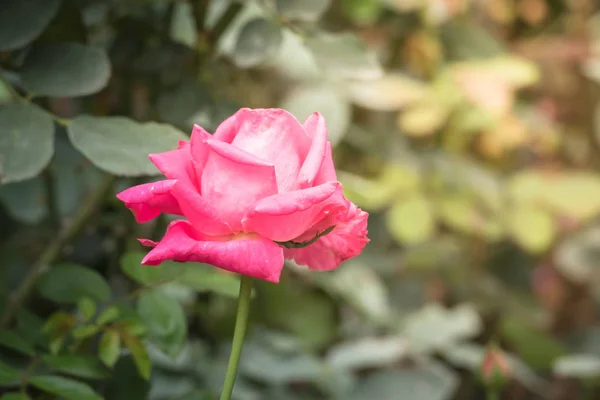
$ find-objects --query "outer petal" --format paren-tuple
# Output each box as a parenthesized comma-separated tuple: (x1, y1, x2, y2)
(314, 142, 337, 185)
(171, 180, 233, 236)
(141, 220, 285, 283)
(116, 180, 182, 223)
(242, 182, 343, 242)
(214, 108, 311, 192)
(149, 148, 196, 188)
(201, 139, 277, 231)
(189, 124, 212, 186)
(296, 113, 328, 189)
(284, 203, 369, 271)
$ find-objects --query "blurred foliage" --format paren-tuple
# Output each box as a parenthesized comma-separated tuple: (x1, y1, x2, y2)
(2, 0, 600, 399)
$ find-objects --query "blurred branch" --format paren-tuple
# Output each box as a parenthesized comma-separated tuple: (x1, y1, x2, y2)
(0, 175, 116, 329)
(192, 0, 211, 34)
(210, 1, 243, 46)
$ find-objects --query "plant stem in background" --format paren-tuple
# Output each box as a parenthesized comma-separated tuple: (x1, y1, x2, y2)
(219, 275, 254, 400)
(0, 175, 116, 328)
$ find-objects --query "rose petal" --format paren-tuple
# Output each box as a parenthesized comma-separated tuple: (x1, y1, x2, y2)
(171, 180, 233, 236)
(314, 142, 337, 185)
(201, 139, 277, 231)
(214, 108, 311, 192)
(296, 113, 328, 189)
(284, 203, 369, 271)
(116, 180, 182, 223)
(189, 124, 212, 185)
(141, 220, 285, 283)
(242, 182, 344, 241)
(149, 148, 196, 187)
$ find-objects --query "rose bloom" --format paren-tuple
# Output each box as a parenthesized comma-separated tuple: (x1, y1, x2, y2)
(117, 109, 369, 283)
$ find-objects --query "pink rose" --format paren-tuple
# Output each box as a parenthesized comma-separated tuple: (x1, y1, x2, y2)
(117, 108, 369, 283)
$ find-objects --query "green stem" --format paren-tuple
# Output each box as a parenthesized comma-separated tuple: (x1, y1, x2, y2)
(219, 275, 254, 400)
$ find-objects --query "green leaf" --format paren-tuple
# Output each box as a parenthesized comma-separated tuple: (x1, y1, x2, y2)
(122, 333, 151, 380)
(41, 354, 108, 379)
(501, 317, 565, 370)
(77, 298, 97, 322)
(387, 195, 436, 245)
(97, 306, 121, 326)
(507, 206, 556, 253)
(37, 263, 111, 303)
(234, 18, 283, 68)
(326, 337, 408, 370)
(99, 330, 121, 368)
(305, 33, 383, 79)
(30, 375, 103, 400)
(345, 362, 458, 400)
(21, 43, 111, 97)
(175, 266, 241, 298)
(137, 290, 187, 357)
(72, 324, 100, 339)
(67, 116, 187, 176)
(0, 393, 31, 400)
(0, 102, 54, 184)
(554, 354, 600, 378)
(0, 330, 36, 356)
(170, 2, 197, 48)
(403, 303, 482, 353)
(0, 360, 21, 386)
(280, 84, 351, 146)
(0, 177, 47, 224)
(276, 0, 331, 21)
(120, 252, 184, 286)
(0, 0, 61, 51)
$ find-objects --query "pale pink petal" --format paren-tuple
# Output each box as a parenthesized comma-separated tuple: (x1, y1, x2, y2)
(296, 113, 328, 189)
(171, 180, 233, 236)
(285, 203, 369, 271)
(141, 220, 285, 283)
(242, 182, 344, 242)
(116, 180, 182, 223)
(214, 108, 311, 192)
(200, 139, 277, 231)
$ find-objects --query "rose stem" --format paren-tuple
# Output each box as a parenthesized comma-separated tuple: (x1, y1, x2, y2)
(219, 275, 254, 400)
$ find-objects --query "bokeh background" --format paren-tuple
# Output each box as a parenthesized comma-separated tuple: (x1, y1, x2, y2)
(2, 0, 600, 399)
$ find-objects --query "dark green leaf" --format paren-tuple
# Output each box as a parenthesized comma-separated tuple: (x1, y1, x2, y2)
(0, 102, 54, 184)
(72, 324, 100, 339)
(0, 393, 31, 400)
(21, 43, 111, 97)
(30, 375, 103, 400)
(104, 356, 150, 400)
(0, 0, 61, 51)
(99, 330, 121, 368)
(37, 263, 111, 303)
(137, 290, 187, 357)
(67, 116, 187, 176)
(41, 354, 108, 379)
(0, 330, 35, 356)
(120, 252, 184, 286)
(0, 360, 20, 386)
(276, 0, 331, 21)
(234, 18, 283, 68)
(0, 177, 48, 224)
(122, 333, 151, 380)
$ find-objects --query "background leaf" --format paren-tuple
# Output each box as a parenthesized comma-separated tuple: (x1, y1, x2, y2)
(0, 0, 61, 51)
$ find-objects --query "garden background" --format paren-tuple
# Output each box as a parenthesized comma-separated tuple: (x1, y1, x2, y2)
(2, 0, 600, 399)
